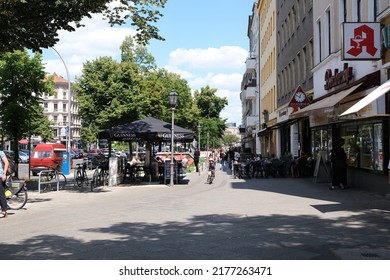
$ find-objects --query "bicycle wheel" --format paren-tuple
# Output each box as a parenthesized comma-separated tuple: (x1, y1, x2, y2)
(83, 171, 89, 187)
(102, 170, 109, 186)
(58, 173, 67, 190)
(75, 170, 83, 187)
(91, 168, 99, 191)
(6, 187, 28, 210)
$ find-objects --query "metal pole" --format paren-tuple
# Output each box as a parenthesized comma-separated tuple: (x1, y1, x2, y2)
(51, 47, 71, 153)
(198, 127, 201, 151)
(170, 108, 175, 187)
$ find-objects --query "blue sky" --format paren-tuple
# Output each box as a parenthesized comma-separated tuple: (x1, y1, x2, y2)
(42, 0, 255, 126)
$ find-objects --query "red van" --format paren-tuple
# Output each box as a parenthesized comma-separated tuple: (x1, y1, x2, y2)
(30, 143, 66, 175)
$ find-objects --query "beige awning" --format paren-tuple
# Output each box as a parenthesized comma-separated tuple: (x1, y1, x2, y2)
(340, 79, 390, 116)
(290, 82, 363, 119)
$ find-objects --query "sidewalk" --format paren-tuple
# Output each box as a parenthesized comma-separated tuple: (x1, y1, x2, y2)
(8, 164, 390, 260)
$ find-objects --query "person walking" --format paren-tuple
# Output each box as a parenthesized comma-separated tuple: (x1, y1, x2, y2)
(194, 148, 200, 174)
(330, 138, 348, 190)
(0, 150, 10, 218)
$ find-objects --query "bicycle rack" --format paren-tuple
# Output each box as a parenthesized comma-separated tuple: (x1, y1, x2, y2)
(38, 169, 60, 194)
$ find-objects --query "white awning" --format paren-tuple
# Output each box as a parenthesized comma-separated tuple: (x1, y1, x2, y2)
(340, 79, 390, 117)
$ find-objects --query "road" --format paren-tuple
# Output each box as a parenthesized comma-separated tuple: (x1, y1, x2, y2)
(2, 163, 390, 260)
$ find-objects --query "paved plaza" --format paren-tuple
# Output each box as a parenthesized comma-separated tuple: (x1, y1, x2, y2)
(2, 164, 390, 260)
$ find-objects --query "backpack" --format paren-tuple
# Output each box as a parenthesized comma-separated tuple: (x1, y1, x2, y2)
(6, 154, 16, 174)
(1, 151, 16, 175)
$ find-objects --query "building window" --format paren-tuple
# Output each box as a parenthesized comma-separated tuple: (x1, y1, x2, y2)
(44, 103, 48, 111)
(325, 8, 331, 57)
(63, 103, 67, 112)
(340, 121, 383, 171)
(63, 91, 67, 99)
(353, 0, 362, 22)
(53, 103, 58, 112)
(357, 0, 361, 22)
(312, 127, 332, 161)
(63, 116, 67, 124)
(316, 19, 322, 63)
(339, 0, 347, 23)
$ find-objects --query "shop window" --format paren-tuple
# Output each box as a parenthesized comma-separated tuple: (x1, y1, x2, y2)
(312, 127, 332, 161)
(340, 122, 383, 171)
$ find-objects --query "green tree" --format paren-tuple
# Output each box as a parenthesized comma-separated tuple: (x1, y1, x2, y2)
(0, 50, 54, 171)
(120, 36, 157, 73)
(0, 0, 167, 53)
(194, 86, 228, 149)
(222, 133, 239, 147)
(74, 54, 145, 141)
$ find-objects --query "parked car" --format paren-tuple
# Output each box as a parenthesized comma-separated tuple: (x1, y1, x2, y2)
(71, 148, 83, 159)
(18, 151, 29, 163)
(21, 149, 31, 157)
(30, 143, 66, 175)
(4, 150, 29, 163)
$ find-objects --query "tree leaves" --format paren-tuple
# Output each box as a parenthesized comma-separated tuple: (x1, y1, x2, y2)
(0, 0, 167, 53)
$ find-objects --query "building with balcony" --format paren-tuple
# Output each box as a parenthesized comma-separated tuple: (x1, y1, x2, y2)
(43, 73, 81, 148)
(240, 1, 261, 155)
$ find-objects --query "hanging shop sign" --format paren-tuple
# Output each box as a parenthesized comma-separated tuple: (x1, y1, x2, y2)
(342, 22, 381, 60)
(288, 85, 311, 110)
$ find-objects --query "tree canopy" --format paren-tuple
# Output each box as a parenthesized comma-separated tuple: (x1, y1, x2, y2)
(194, 86, 228, 149)
(0, 0, 167, 53)
(0, 50, 54, 169)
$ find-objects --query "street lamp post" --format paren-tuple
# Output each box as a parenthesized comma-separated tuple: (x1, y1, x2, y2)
(51, 47, 71, 153)
(197, 124, 201, 151)
(168, 90, 178, 187)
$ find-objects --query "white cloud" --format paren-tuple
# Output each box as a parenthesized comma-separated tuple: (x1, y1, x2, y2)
(168, 46, 247, 71)
(43, 19, 245, 126)
(44, 14, 136, 80)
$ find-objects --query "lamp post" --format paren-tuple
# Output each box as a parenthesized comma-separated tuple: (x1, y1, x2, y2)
(51, 47, 71, 154)
(197, 124, 201, 151)
(168, 89, 178, 187)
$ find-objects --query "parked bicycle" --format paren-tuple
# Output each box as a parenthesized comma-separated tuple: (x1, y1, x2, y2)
(5, 175, 28, 210)
(91, 158, 109, 191)
(74, 162, 89, 188)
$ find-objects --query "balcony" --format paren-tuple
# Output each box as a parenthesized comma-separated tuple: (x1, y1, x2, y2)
(246, 57, 256, 71)
(246, 116, 258, 127)
(244, 86, 256, 99)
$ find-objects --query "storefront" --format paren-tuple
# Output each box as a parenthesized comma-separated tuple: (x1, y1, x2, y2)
(290, 70, 390, 193)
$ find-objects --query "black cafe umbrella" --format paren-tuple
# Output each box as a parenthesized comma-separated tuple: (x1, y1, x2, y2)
(98, 117, 195, 142)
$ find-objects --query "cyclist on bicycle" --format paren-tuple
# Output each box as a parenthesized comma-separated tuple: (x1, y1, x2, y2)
(208, 157, 216, 177)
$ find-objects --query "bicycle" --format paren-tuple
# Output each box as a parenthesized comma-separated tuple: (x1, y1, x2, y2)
(5, 175, 28, 210)
(74, 162, 89, 188)
(91, 159, 109, 191)
(207, 169, 215, 184)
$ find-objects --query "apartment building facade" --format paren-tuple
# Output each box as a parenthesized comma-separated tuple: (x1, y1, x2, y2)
(240, 1, 261, 154)
(257, 0, 278, 157)
(242, 1, 390, 193)
(43, 73, 81, 149)
(275, 0, 314, 158)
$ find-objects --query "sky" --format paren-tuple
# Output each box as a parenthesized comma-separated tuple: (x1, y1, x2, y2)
(42, 0, 255, 126)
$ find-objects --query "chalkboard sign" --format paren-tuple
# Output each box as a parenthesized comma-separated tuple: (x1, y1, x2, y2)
(164, 159, 178, 184)
(313, 152, 331, 183)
